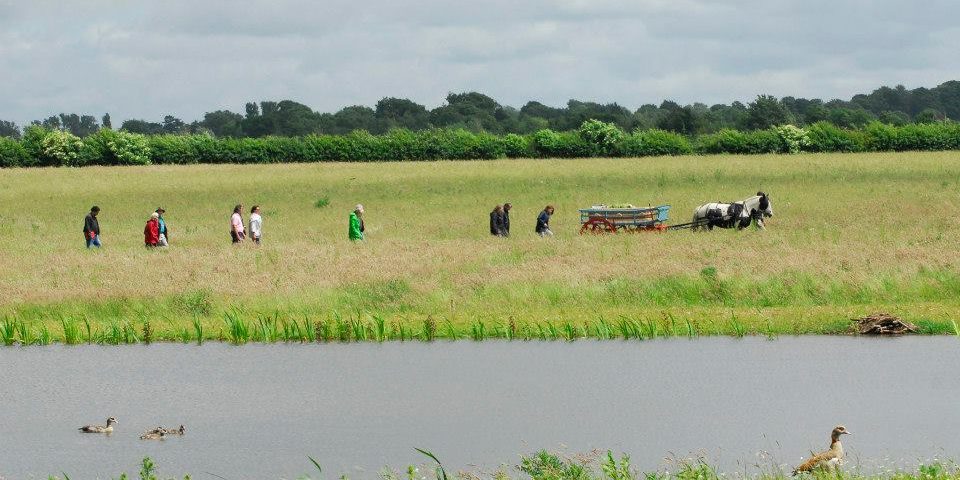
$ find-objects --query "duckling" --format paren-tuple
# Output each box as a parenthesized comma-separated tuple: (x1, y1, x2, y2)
(793, 425, 852, 475)
(140, 430, 166, 440)
(78, 417, 118, 434)
(145, 424, 185, 436)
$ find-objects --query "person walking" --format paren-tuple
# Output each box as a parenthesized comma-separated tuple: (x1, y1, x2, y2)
(83, 206, 101, 248)
(490, 205, 505, 236)
(156, 208, 169, 247)
(249, 205, 263, 245)
(144, 212, 160, 247)
(502, 203, 512, 236)
(349, 204, 365, 241)
(231, 204, 246, 243)
(536, 205, 555, 237)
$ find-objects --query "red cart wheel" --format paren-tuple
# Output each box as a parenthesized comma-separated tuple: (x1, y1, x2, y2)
(579, 216, 617, 234)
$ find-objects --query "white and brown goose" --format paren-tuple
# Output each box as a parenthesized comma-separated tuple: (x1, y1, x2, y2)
(793, 425, 852, 475)
(78, 417, 118, 434)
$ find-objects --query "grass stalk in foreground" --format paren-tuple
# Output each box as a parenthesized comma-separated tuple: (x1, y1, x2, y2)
(37, 452, 960, 480)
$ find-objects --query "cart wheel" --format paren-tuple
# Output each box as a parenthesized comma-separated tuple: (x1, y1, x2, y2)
(579, 216, 617, 234)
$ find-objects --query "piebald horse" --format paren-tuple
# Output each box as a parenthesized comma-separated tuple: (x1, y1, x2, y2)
(692, 192, 773, 231)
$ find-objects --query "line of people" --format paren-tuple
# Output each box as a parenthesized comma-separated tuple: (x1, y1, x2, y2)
(85, 201, 558, 249)
(83, 203, 367, 248)
(490, 203, 554, 237)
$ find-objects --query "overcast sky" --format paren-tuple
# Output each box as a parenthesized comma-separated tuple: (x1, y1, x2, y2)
(1, 0, 958, 125)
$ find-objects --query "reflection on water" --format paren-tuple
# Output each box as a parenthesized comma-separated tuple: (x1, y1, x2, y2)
(0, 337, 958, 479)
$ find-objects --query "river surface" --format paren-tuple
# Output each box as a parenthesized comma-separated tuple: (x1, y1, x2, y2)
(0, 337, 958, 479)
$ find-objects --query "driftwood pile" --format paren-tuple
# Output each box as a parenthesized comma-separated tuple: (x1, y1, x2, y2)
(852, 313, 918, 335)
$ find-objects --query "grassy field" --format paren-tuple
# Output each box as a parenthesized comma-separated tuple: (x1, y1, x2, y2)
(1, 152, 959, 343)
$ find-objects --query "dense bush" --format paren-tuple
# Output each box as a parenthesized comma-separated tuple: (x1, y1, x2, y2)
(618, 129, 693, 156)
(805, 121, 866, 152)
(40, 129, 84, 166)
(81, 129, 151, 165)
(2, 120, 959, 167)
(0, 137, 29, 167)
(579, 119, 626, 156)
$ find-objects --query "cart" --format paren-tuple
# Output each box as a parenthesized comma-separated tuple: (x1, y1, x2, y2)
(579, 205, 671, 234)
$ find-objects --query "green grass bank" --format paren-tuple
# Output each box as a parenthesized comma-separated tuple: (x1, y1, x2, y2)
(1, 152, 958, 343)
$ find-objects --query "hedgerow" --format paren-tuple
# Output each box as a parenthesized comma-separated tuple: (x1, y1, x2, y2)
(1, 120, 958, 167)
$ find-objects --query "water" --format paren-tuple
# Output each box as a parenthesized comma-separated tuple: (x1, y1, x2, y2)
(0, 337, 958, 479)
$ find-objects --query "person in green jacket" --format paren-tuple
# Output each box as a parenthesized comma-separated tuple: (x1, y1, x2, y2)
(349, 204, 365, 241)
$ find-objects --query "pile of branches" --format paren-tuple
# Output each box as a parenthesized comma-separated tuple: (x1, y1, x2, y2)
(852, 313, 919, 335)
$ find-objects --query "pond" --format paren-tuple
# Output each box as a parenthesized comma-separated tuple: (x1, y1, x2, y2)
(1, 337, 958, 479)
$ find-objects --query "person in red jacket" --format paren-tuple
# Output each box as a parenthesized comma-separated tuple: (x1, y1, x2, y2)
(144, 212, 160, 247)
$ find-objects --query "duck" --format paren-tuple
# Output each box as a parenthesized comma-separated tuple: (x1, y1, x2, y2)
(793, 425, 851, 475)
(78, 417, 118, 434)
(140, 429, 166, 440)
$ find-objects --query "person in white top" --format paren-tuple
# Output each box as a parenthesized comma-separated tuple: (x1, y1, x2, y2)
(249, 205, 263, 245)
(231, 204, 245, 243)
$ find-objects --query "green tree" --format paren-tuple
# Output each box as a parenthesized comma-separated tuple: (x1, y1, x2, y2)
(375, 97, 430, 131)
(745, 95, 792, 130)
(0, 120, 20, 139)
(201, 110, 244, 137)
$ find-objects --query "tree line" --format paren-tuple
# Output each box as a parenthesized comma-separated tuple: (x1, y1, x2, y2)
(1, 81, 958, 140)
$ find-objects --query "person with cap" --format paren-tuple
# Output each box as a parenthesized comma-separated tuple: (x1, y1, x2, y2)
(144, 212, 160, 247)
(156, 207, 169, 247)
(349, 204, 365, 241)
(502, 202, 512, 236)
(231, 204, 245, 243)
(490, 205, 505, 236)
(83, 206, 102, 248)
(249, 205, 263, 245)
(536, 205, 555, 237)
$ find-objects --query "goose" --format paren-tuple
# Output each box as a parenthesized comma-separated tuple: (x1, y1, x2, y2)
(145, 424, 186, 436)
(793, 425, 851, 475)
(140, 430, 166, 440)
(78, 417, 118, 434)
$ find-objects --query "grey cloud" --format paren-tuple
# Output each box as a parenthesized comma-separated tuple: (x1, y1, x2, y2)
(1, 0, 959, 125)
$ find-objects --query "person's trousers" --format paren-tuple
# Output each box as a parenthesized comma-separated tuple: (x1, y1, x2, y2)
(86, 235, 101, 248)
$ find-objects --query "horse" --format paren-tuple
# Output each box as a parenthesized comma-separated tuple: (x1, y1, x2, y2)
(691, 192, 773, 231)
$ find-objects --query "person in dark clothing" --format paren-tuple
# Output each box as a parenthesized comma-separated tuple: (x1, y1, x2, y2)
(83, 206, 101, 248)
(490, 205, 505, 236)
(502, 203, 512, 236)
(536, 205, 555, 237)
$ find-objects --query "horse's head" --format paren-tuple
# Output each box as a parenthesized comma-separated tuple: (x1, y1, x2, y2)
(756, 191, 773, 217)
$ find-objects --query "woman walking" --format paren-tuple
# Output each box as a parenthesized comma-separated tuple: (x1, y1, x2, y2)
(249, 205, 263, 245)
(231, 204, 246, 243)
(536, 205, 555, 237)
(349, 204, 365, 241)
(144, 212, 160, 247)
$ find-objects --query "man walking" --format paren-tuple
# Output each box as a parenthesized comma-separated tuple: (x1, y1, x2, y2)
(156, 208, 169, 247)
(83, 206, 101, 248)
(502, 203, 512, 236)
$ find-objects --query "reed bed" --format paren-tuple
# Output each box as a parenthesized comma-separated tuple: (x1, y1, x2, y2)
(2, 307, 958, 345)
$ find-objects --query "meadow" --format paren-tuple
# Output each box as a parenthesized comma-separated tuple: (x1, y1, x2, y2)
(1, 151, 958, 343)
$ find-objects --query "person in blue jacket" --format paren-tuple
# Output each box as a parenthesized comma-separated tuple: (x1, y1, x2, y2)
(536, 205, 554, 236)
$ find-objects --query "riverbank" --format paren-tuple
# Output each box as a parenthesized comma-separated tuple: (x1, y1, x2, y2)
(2, 152, 958, 339)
